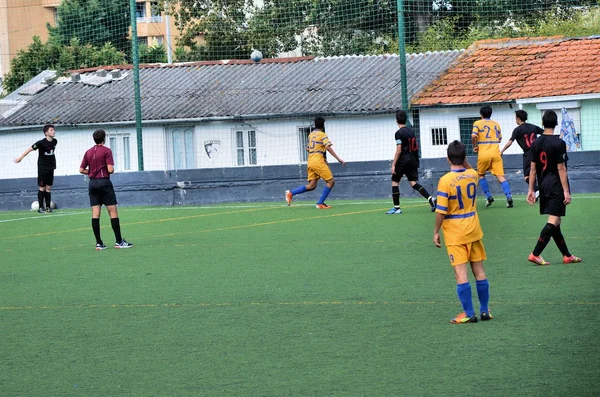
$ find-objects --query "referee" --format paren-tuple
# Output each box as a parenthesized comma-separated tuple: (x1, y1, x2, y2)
(79, 129, 133, 250)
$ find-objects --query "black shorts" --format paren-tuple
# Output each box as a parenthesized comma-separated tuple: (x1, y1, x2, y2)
(539, 195, 566, 217)
(89, 178, 118, 207)
(522, 152, 533, 179)
(38, 168, 54, 187)
(392, 163, 419, 183)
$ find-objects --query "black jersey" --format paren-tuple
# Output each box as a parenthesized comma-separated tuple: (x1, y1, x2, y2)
(394, 126, 419, 166)
(32, 138, 57, 169)
(510, 123, 543, 152)
(531, 134, 567, 197)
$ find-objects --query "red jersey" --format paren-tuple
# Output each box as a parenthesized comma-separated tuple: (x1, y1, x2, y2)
(80, 145, 114, 179)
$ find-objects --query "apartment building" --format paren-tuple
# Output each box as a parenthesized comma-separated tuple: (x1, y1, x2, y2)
(0, 0, 177, 83)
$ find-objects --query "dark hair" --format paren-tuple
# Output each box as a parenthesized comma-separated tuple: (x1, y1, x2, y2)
(447, 140, 466, 165)
(314, 117, 325, 130)
(480, 105, 492, 119)
(396, 110, 407, 125)
(515, 110, 528, 122)
(43, 124, 55, 134)
(93, 129, 106, 144)
(542, 110, 558, 129)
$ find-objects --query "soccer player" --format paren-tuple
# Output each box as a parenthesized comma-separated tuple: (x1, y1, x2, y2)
(285, 117, 345, 209)
(434, 140, 491, 324)
(79, 129, 133, 250)
(472, 106, 513, 208)
(526, 110, 581, 265)
(14, 124, 57, 213)
(386, 110, 436, 214)
(500, 110, 544, 198)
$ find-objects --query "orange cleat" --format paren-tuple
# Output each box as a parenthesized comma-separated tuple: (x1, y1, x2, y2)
(451, 312, 478, 324)
(316, 203, 331, 209)
(528, 253, 550, 266)
(563, 255, 582, 264)
(285, 190, 293, 206)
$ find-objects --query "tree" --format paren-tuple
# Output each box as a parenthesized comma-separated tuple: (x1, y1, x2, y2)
(48, 0, 131, 55)
(2, 36, 126, 93)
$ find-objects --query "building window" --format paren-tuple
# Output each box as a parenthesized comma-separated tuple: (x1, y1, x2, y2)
(150, 2, 163, 22)
(431, 127, 448, 146)
(137, 36, 148, 46)
(52, 7, 58, 24)
(458, 117, 479, 156)
(298, 126, 311, 162)
(167, 127, 195, 169)
(150, 36, 164, 46)
(107, 134, 132, 171)
(235, 130, 257, 166)
(135, 2, 146, 19)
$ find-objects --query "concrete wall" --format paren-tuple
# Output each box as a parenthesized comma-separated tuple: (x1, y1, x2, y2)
(1, 151, 598, 211)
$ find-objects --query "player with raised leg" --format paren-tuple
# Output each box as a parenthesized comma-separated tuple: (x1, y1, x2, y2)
(434, 141, 491, 324)
(527, 110, 581, 265)
(386, 110, 436, 214)
(285, 117, 345, 209)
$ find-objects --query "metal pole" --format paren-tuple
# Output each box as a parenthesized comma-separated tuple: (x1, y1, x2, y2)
(397, 0, 409, 113)
(129, 0, 144, 170)
(165, 1, 173, 64)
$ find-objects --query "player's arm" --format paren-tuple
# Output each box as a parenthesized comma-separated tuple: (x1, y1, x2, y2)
(558, 163, 571, 205)
(471, 133, 479, 153)
(79, 167, 89, 175)
(500, 139, 513, 155)
(527, 161, 537, 204)
(14, 146, 34, 163)
(391, 144, 401, 174)
(107, 164, 115, 174)
(433, 212, 445, 248)
(325, 145, 345, 166)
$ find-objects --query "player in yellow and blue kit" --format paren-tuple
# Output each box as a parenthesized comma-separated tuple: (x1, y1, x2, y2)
(472, 106, 513, 208)
(434, 140, 492, 324)
(285, 117, 346, 209)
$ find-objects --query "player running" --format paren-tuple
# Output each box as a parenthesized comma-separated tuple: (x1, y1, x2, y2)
(285, 117, 345, 209)
(434, 140, 492, 324)
(472, 106, 513, 208)
(500, 110, 544, 199)
(527, 110, 581, 265)
(386, 110, 436, 214)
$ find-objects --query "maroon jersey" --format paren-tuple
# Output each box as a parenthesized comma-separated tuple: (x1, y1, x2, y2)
(80, 145, 114, 179)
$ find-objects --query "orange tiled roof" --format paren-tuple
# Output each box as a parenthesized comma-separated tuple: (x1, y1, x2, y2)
(411, 36, 600, 106)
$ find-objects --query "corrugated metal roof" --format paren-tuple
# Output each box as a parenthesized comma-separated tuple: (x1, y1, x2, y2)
(0, 52, 462, 127)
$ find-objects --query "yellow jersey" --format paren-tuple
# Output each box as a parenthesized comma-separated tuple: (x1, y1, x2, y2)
(472, 119, 502, 157)
(435, 168, 483, 246)
(307, 130, 331, 165)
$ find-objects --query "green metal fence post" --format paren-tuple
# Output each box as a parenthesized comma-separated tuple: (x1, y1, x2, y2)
(129, 0, 144, 171)
(397, 0, 409, 113)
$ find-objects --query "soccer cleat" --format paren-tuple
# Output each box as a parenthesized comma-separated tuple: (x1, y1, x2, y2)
(45, 207, 53, 213)
(480, 311, 493, 321)
(115, 239, 134, 249)
(429, 197, 437, 212)
(507, 198, 514, 208)
(95, 243, 107, 250)
(285, 190, 293, 206)
(485, 196, 495, 207)
(528, 253, 550, 266)
(451, 312, 478, 324)
(37, 208, 45, 214)
(563, 255, 582, 264)
(316, 203, 331, 209)
(386, 207, 402, 215)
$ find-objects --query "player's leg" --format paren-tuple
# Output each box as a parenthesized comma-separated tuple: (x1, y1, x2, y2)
(387, 169, 402, 214)
(477, 157, 494, 206)
(89, 180, 106, 250)
(523, 154, 539, 199)
(492, 156, 513, 207)
(448, 245, 477, 324)
(44, 185, 53, 213)
(37, 171, 47, 212)
(528, 210, 559, 265)
(408, 177, 436, 212)
(316, 165, 334, 208)
(549, 212, 582, 264)
(468, 240, 491, 320)
(286, 169, 318, 205)
(104, 184, 132, 248)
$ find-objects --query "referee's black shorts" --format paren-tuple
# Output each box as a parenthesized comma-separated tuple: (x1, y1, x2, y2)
(89, 178, 118, 207)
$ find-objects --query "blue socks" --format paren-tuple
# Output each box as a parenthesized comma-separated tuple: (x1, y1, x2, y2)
(291, 186, 307, 196)
(476, 279, 490, 313)
(479, 178, 491, 199)
(501, 181, 512, 199)
(456, 282, 475, 317)
(317, 186, 332, 205)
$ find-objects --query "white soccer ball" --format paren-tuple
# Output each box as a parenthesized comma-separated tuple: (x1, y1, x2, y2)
(250, 50, 263, 63)
(50, 201, 57, 209)
(31, 201, 39, 211)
